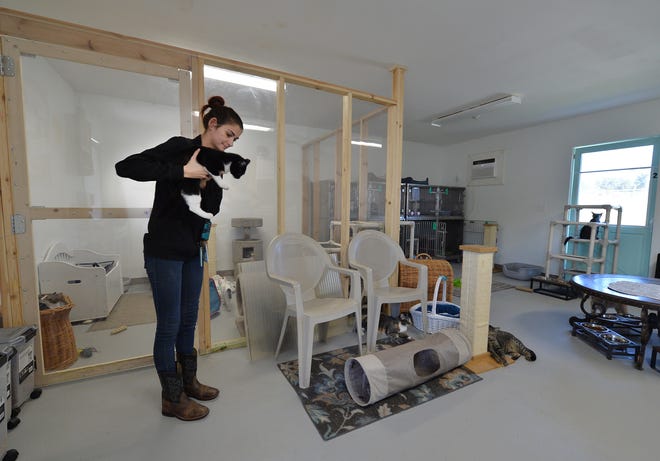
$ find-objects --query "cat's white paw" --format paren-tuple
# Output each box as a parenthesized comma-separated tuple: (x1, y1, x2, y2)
(213, 177, 230, 190)
(191, 209, 214, 219)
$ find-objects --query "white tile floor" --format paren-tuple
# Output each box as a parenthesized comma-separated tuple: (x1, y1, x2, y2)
(6, 270, 660, 461)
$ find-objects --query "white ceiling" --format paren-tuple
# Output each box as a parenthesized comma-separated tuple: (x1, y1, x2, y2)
(4, 0, 660, 146)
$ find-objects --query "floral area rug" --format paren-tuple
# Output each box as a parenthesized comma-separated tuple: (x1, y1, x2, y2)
(277, 336, 482, 440)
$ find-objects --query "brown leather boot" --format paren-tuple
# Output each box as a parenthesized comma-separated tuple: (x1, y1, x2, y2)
(177, 348, 219, 401)
(158, 372, 209, 421)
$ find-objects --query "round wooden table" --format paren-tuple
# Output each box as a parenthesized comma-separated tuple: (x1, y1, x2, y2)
(570, 273, 660, 369)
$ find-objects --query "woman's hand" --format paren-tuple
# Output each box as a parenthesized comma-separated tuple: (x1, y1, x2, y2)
(183, 149, 210, 179)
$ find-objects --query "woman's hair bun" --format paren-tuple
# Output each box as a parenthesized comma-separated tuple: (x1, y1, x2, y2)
(200, 95, 242, 130)
(207, 95, 225, 107)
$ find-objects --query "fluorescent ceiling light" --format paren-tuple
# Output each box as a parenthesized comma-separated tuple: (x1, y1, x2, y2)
(244, 124, 273, 132)
(204, 65, 277, 92)
(431, 94, 522, 127)
(351, 140, 382, 148)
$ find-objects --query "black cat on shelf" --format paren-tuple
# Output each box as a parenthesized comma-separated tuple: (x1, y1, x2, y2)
(563, 212, 602, 245)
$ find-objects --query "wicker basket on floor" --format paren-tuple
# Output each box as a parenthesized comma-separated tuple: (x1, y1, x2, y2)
(399, 253, 454, 313)
(39, 294, 78, 371)
(410, 275, 461, 333)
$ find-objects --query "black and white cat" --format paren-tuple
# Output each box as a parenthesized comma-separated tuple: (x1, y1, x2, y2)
(564, 212, 602, 244)
(360, 312, 413, 339)
(181, 146, 250, 219)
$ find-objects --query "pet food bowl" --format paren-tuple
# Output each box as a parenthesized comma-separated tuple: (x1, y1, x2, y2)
(582, 322, 607, 332)
(600, 313, 618, 320)
(620, 314, 639, 320)
(600, 333, 629, 344)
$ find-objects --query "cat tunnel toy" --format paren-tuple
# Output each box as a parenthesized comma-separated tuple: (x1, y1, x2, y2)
(344, 328, 472, 406)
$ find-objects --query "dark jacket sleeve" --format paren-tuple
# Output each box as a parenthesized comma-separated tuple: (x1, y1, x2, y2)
(115, 137, 194, 181)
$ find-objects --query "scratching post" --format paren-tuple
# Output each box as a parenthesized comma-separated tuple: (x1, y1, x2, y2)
(459, 244, 497, 355)
(344, 329, 472, 406)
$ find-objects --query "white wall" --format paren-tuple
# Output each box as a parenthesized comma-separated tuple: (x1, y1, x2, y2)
(403, 97, 660, 275)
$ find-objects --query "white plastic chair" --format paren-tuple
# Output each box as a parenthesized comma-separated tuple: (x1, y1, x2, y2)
(348, 230, 428, 353)
(266, 233, 363, 389)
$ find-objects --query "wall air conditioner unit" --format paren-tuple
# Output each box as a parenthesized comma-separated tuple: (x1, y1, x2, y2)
(469, 150, 504, 186)
(471, 157, 496, 179)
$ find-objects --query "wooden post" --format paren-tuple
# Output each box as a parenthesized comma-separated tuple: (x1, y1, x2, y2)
(334, 132, 342, 243)
(385, 66, 405, 287)
(459, 244, 497, 355)
(276, 77, 286, 234)
(358, 121, 368, 221)
(313, 143, 321, 240)
(384, 66, 405, 241)
(302, 146, 311, 235)
(340, 94, 352, 267)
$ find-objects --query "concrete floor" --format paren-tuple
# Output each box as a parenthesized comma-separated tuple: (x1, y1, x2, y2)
(6, 270, 660, 461)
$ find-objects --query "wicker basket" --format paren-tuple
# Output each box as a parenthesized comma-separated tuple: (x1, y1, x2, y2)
(399, 253, 454, 312)
(410, 275, 460, 333)
(39, 294, 78, 371)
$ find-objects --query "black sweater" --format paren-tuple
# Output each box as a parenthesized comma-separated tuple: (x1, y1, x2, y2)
(115, 135, 223, 261)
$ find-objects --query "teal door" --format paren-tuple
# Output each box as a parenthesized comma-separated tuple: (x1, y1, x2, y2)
(570, 137, 659, 276)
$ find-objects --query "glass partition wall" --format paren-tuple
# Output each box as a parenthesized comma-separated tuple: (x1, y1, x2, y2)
(351, 101, 389, 226)
(0, 11, 401, 386)
(300, 98, 390, 249)
(202, 64, 277, 346)
(19, 49, 186, 372)
(294, 86, 343, 245)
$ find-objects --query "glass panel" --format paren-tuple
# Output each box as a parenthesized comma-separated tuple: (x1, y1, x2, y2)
(319, 135, 341, 244)
(577, 167, 650, 226)
(21, 55, 180, 208)
(350, 99, 388, 238)
(285, 84, 342, 246)
(203, 65, 277, 344)
(580, 145, 653, 172)
(33, 218, 152, 369)
(21, 53, 182, 370)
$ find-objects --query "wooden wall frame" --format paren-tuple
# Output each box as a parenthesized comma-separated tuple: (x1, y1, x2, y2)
(0, 7, 404, 385)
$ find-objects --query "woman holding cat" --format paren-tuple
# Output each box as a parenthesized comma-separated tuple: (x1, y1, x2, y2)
(115, 96, 243, 421)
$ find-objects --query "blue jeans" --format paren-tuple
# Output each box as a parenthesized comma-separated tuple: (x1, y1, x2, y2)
(145, 255, 203, 373)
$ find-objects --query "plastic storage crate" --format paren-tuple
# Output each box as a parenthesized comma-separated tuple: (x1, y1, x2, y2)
(0, 348, 18, 461)
(0, 326, 41, 411)
(0, 346, 19, 431)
